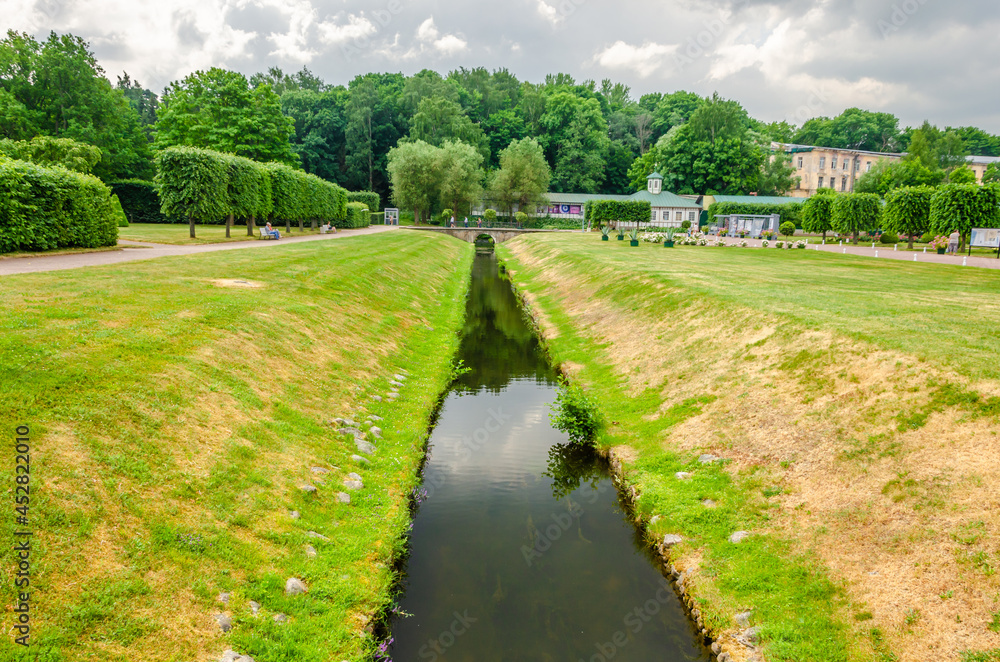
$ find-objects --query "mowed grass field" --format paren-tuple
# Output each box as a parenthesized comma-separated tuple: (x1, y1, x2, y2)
(0, 232, 473, 661)
(118, 223, 328, 245)
(501, 234, 1000, 662)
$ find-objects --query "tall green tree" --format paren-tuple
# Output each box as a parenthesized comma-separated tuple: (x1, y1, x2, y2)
(280, 87, 348, 184)
(408, 96, 489, 163)
(488, 137, 550, 219)
(883, 186, 933, 248)
(855, 159, 944, 196)
(801, 188, 837, 241)
(538, 91, 609, 193)
(831, 192, 881, 244)
(437, 140, 484, 219)
(0, 135, 101, 173)
(0, 30, 152, 180)
(116, 72, 158, 138)
(155, 68, 297, 166)
(344, 73, 406, 200)
(386, 140, 441, 224)
(792, 108, 901, 152)
(758, 152, 799, 196)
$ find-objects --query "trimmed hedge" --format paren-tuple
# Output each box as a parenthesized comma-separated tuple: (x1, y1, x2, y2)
(585, 199, 652, 226)
(155, 146, 347, 234)
(111, 195, 129, 227)
(110, 180, 169, 223)
(347, 191, 380, 213)
(705, 201, 803, 228)
(339, 202, 371, 229)
(0, 157, 119, 253)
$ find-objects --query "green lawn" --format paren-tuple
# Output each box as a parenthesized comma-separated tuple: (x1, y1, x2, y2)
(0, 232, 474, 661)
(521, 234, 1000, 381)
(119, 222, 326, 245)
(500, 233, 1000, 662)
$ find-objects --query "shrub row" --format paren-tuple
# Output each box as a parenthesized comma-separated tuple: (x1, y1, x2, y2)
(339, 201, 371, 229)
(0, 157, 123, 253)
(585, 199, 652, 226)
(347, 191, 380, 213)
(705, 201, 803, 228)
(155, 147, 348, 232)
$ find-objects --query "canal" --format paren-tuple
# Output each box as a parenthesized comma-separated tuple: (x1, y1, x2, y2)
(389, 251, 709, 662)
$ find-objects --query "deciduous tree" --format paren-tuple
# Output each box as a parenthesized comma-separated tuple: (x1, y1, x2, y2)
(884, 186, 933, 248)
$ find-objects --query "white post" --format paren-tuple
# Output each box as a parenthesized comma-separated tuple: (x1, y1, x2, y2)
(894, 244, 897, 251)
(913, 254, 917, 261)
(963, 256, 968, 266)
(875, 250, 879, 258)
(923, 247, 927, 253)
(843, 247, 846, 254)
(872, 242, 876, 249)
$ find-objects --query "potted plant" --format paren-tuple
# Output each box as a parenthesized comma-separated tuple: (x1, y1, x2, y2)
(664, 226, 676, 247)
(628, 227, 640, 247)
(601, 224, 611, 241)
(616, 225, 625, 241)
(930, 235, 949, 254)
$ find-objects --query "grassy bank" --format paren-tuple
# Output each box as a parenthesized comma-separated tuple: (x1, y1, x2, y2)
(500, 235, 1000, 662)
(0, 232, 474, 661)
(118, 223, 329, 245)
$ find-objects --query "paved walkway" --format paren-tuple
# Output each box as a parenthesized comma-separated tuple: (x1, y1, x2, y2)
(712, 237, 1000, 271)
(0, 225, 397, 276)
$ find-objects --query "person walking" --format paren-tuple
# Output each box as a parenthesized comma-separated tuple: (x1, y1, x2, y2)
(948, 229, 960, 254)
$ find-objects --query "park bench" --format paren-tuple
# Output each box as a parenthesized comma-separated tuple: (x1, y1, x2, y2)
(258, 228, 278, 240)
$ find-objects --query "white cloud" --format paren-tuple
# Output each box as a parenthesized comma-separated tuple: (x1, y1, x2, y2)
(414, 16, 467, 56)
(536, 0, 559, 25)
(264, 0, 318, 62)
(593, 41, 678, 76)
(317, 14, 377, 45)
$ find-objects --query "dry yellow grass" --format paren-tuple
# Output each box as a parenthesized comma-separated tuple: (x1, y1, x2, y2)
(504, 236, 1000, 662)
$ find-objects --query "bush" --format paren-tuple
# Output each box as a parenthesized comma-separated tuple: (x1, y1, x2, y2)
(0, 157, 119, 253)
(549, 383, 603, 446)
(347, 191, 380, 213)
(483, 209, 497, 225)
(780, 221, 796, 237)
(681, 219, 691, 230)
(111, 180, 169, 223)
(340, 202, 370, 229)
(919, 232, 934, 244)
(880, 232, 899, 244)
(514, 211, 527, 225)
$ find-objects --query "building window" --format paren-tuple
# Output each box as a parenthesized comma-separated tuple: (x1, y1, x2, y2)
(818, 176, 824, 188)
(797, 156, 803, 168)
(866, 161, 872, 172)
(841, 177, 847, 191)
(688, 211, 696, 222)
(831, 157, 838, 170)
(675, 211, 682, 222)
(844, 160, 849, 170)
(651, 210, 657, 221)
(819, 157, 826, 169)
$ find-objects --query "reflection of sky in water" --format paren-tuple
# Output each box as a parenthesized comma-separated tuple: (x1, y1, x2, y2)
(390, 255, 709, 662)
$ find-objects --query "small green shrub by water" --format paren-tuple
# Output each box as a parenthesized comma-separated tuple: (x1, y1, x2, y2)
(549, 382, 603, 446)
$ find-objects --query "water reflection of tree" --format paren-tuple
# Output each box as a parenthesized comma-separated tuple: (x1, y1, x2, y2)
(544, 443, 603, 501)
(453, 254, 553, 392)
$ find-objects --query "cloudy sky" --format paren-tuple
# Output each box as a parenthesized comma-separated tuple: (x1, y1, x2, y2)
(5, 0, 1000, 132)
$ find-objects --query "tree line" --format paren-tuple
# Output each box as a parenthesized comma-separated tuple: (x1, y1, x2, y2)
(4, 30, 1000, 211)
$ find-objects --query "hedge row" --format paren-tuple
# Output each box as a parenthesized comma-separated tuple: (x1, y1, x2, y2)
(110, 180, 169, 223)
(0, 157, 122, 253)
(154, 147, 348, 232)
(585, 199, 652, 225)
(347, 191, 380, 213)
(705, 201, 803, 228)
(339, 201, 371, 229)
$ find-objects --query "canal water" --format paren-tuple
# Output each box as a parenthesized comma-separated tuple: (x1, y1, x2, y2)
(389, 252, 709, 662)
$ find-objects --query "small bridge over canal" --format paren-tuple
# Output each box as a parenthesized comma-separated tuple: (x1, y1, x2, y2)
(401, 226, 566, 244)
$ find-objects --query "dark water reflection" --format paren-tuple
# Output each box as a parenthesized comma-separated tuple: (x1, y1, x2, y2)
(389, 253, 709, 662)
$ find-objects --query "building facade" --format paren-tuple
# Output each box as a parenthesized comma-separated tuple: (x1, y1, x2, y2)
(774, 142, 904, 198)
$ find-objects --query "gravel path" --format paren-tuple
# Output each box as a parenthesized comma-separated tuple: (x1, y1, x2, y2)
(0, 225, 397, 276)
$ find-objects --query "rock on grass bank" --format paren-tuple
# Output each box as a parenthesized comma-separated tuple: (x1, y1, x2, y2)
(0, 232, 474, 661)
(500, 234, 1000, 662)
